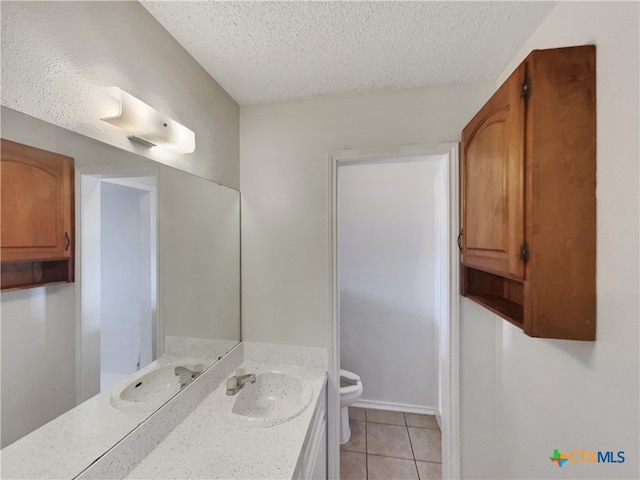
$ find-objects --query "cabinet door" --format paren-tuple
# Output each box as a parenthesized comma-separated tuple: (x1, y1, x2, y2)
(461, 64, 526, 279)
(1, 139, 74, 263)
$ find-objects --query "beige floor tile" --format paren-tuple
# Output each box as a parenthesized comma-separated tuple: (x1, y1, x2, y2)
(349, 406, 366, 422)
(367, 423, 414, 459)
(367, 455, 419, 480)
(405, 413, 439, 430)
(408, 427, 442, 463)
(340, 451, 367, 480)
(416, 461, 442, 480)
(366, 409, 406, 425)
(341, 420, 366, 453)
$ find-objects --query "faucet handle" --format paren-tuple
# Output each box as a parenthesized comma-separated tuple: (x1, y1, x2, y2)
(226, 376, 238, 390)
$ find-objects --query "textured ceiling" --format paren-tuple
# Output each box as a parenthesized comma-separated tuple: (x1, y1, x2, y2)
(141, 1, 556, 105)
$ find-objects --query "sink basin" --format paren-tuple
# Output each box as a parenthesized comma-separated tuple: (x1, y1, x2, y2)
(221, 371, 313, 427)
(110, 365, 194, 412)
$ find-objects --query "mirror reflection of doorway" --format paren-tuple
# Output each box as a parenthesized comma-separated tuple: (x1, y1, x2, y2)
(79, 173, 158, 399)
(99, 178, 156, 391)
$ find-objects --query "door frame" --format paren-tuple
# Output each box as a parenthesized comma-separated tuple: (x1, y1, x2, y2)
(328, 143, 460, 479)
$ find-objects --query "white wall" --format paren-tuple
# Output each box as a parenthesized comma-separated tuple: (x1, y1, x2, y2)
(459, 2, 640, 479)
(240, 81, 494, 346)
(0, 285, 75, 447)
(161, 167, 241, 341)
(338, 158, 442, 410)
(0, 1, 239, 188)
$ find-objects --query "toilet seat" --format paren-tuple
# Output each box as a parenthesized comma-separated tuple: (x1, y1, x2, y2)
(340, 369, 360, 382)
(340, 369, 362, 396)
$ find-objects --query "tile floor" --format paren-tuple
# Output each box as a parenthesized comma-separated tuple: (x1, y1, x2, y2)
(340, 407, 442, 480)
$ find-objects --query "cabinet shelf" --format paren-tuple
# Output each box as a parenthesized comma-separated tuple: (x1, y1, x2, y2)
(466, 295, 524, 328)
(1, 260, 73, 290)
(463, 266, 524, 327)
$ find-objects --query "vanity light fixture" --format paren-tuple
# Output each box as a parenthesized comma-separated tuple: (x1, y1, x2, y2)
(99, 87, 195, 154)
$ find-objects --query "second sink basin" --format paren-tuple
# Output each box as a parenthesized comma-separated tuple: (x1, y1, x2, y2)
(222, 371, 313, 427)
(111, 363, 203, 412)
(111, 366, 181, 412)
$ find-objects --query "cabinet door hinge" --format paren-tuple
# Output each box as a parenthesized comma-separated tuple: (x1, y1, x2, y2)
(521, 78, 530, 98)
(519, 242, 529, 262)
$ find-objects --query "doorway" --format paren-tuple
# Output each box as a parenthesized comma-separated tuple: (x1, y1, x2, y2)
(78, 173, 158, 401)
(329, 144, 460, 479)
(338, 155, 443, 412)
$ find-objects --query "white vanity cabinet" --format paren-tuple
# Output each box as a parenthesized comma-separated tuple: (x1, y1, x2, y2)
(293, 377, 327, 480)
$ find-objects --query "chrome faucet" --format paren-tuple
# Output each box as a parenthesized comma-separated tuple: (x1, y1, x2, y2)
(226, 373, 256, 395)
(174, 365, 202, 389)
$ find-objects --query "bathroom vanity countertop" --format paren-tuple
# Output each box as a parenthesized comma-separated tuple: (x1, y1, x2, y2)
(0, 351, 220, 480)
(126, 352, 327, 479)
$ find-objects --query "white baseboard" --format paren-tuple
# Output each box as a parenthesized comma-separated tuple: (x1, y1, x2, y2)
(352, 399, 436, 416)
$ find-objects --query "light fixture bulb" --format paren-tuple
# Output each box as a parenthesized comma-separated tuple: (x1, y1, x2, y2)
(99, 87, 195, 154)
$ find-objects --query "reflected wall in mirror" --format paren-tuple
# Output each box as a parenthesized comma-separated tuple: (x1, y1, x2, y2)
(0, 107, 240, 474)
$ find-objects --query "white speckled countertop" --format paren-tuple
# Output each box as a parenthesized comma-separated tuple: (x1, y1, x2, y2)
(125, 342, 328, 480)
(0, 342, 327, 480)
(0, 337, 236, 480)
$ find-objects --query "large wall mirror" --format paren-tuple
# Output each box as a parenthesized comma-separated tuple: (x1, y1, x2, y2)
(0, 106, 241, 477)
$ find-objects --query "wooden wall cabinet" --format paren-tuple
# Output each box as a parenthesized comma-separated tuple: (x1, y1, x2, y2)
(1, 139, 75, 289)
(460, 45, 596, 341)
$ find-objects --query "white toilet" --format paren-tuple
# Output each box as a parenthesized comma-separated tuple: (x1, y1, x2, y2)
(339, 369, 363, 444)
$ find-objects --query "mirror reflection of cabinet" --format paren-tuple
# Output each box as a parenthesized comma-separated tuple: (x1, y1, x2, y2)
(460, 45, 596, 341)
(0, 139, 75, 289)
